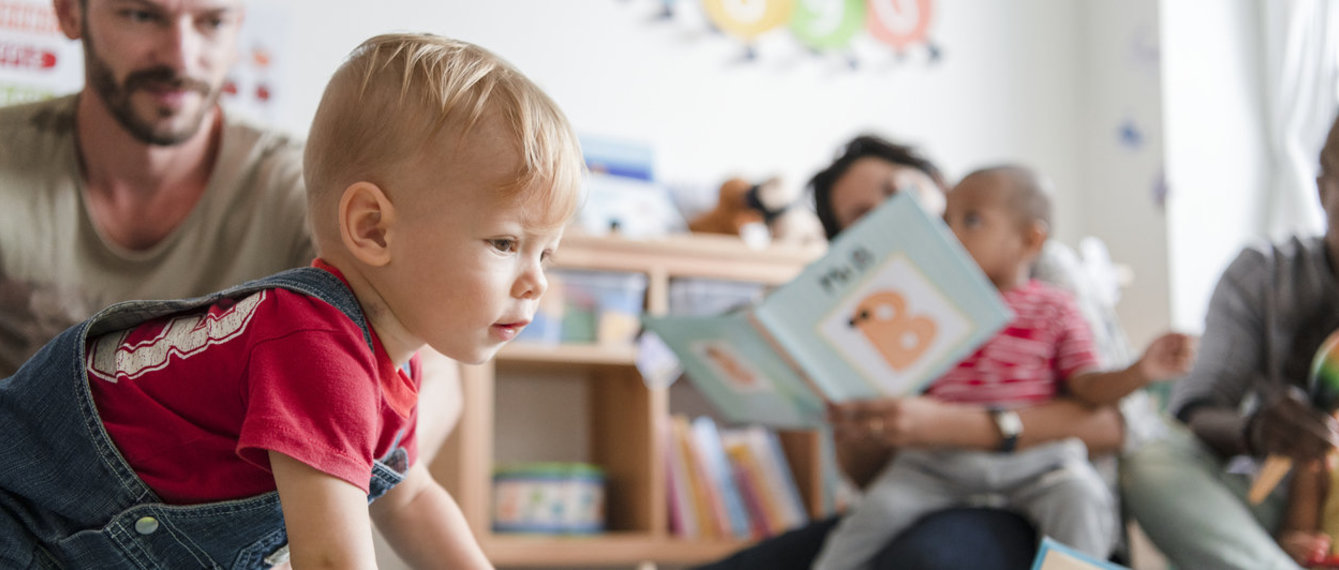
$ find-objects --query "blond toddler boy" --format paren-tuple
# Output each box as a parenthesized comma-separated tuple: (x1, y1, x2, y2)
(813, 165, 1195, 570)
(0, 33, 583, 569)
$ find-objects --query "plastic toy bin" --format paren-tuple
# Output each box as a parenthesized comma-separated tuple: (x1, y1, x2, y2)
(517, 269, 647, 345)
(668, 277, 766, 316)
(491, 462, 606, 534)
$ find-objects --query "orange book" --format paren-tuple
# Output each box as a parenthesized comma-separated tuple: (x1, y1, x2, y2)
(672, 415, 718, 539)
(664, 417, 698, 537)
(722, 431, 787, 536)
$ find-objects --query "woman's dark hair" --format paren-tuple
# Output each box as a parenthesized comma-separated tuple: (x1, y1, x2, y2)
(809, 134, 947, 240)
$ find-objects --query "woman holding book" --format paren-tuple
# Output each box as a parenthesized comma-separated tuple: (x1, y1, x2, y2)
(696, 134, 1142, 570)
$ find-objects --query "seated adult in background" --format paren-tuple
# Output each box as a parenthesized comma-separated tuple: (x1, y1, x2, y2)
(0, 0, 459, 453)
(696, 135, 1136, 570)
(1119, 112, 1339, 569)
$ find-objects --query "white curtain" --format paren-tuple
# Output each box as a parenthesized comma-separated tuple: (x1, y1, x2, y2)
(1258, 0, 1339, 240)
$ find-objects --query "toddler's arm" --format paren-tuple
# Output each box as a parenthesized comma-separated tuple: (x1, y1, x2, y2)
(370, 461, 493, 569)
(270, 450, 379, 569)
(1068, 332, 1196, 406)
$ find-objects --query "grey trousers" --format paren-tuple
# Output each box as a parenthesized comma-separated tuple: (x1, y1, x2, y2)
(1120, 421, 1300, 570)
(813, 439, 1116, 570)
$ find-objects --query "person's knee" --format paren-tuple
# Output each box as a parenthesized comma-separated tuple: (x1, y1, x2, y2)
(1119, 439, 1197, 503)
(872, 508, 1036, 570)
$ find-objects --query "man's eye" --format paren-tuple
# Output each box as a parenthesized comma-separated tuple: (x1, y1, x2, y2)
(122, 10, 159, 23)
(489, 239, 517, 253)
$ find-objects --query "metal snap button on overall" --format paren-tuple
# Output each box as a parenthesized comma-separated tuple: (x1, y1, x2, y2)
(134, 516, 159, 535)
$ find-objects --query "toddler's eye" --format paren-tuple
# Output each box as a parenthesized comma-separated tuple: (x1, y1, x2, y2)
(488, 239, 517, 253)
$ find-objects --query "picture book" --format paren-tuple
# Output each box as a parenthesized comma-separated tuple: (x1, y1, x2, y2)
(1029, 537, 1130, 570)
(643, 192, 1012, 428)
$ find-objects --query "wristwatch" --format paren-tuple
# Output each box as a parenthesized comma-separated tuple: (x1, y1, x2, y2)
(989, 407, 1023, 453)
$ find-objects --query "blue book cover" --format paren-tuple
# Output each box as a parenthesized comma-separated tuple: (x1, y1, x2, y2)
(1030, 537, 1130, 570)
(690, 416, 753, 539)
(643, 192, 1012, 427)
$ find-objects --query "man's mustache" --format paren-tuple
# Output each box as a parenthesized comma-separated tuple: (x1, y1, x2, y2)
(123, 67, 211, 95)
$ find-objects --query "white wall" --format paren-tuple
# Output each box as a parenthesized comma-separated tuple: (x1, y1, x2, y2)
(270, 0, 1173, 343)
(276, 0, 1085, 226)
(1161, 0, 1269, 333)
(1079, 1, 1170, 348)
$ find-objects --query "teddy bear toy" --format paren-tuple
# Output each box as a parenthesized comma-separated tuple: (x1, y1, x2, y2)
(688, 176, 825, 247)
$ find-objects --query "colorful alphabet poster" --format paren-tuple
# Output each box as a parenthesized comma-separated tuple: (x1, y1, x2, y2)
(0, 0, 83, 105)
(0, 0, 292, 122)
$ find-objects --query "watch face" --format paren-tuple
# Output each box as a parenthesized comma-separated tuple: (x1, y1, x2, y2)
(998, 410, 1023, 436)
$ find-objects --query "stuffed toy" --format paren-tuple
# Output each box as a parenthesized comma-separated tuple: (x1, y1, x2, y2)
(689, 176, 825, 247)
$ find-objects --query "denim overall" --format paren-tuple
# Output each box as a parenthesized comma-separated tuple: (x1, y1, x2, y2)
(0, 267, 409, 569)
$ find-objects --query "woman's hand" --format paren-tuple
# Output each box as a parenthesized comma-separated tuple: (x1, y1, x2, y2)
(827, 396, 963, 449)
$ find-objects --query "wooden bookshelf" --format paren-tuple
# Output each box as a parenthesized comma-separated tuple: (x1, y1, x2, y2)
(428, 232, 826, 569)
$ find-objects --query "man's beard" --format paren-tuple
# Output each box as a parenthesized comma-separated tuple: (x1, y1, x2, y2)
(83, 38, 219, 146)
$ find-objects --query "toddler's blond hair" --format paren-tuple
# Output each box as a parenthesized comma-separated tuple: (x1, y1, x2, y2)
(304, 33, 584, 249)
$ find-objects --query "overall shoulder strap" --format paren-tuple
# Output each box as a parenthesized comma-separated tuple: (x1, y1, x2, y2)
(84, 267, 374, 352)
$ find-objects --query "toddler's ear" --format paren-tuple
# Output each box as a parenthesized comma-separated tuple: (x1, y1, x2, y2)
(1024, 220, 1049, 254)
(339, 181, 396, 267)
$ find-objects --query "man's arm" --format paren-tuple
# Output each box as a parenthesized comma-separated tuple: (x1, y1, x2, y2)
(1169, 250, 1270, 450)
(270, 451, 378, 570)
(370, 462, 492, 569)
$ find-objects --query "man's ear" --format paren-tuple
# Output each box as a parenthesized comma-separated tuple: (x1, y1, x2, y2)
(52, 0, 83, 40)
(338, 182, 396, 268)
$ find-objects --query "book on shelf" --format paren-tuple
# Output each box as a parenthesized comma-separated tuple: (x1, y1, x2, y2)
(643, 193, 1012, 428)
(690, 416, 753, 540)
(721, 425, 808, 532)
(665, 416, 809, 539)
(669, 415, 718, 539)
(664, 418, 698, 538)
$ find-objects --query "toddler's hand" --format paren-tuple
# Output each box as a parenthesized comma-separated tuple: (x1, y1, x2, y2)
(1138, 332, 1197, 381)
(1279, 529, 1332, 566)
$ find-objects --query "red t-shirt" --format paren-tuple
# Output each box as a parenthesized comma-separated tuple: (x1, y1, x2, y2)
(925, 280, 1099, 408)
(86, 262, 419, 504)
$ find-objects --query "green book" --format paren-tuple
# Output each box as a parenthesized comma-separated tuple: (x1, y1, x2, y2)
(643, 192, 1011, 428)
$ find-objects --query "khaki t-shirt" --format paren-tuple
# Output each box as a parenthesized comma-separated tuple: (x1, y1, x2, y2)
(0, 95, 313, 376)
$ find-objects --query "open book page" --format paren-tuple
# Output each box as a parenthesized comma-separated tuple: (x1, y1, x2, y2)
(644, 312, 824, 428)
(755, 192, 1012, 402)
(1030, 537, 1130, 570)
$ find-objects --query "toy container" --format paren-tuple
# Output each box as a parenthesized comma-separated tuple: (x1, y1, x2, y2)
(491, 462, 606, 534)
(668, 277, 766, 316)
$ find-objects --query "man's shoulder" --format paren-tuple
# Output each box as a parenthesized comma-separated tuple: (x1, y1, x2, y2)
(0, 95, 76, 164)
(221, 109, 304, 158)
(216, 110, 305, 191)
(0, 95, 76, 129)
(1226, 236, 1326, 280)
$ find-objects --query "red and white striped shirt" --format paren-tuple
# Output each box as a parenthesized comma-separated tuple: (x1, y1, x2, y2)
(925, 280, 1099, 408)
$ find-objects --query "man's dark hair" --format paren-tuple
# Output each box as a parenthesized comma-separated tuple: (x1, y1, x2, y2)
(809, 134, 947, 240)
